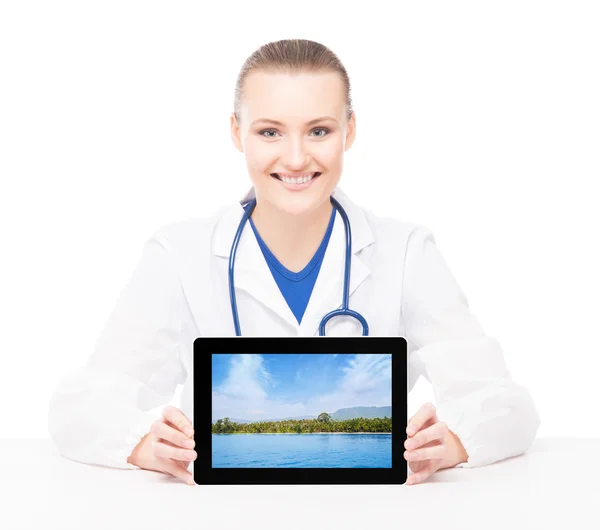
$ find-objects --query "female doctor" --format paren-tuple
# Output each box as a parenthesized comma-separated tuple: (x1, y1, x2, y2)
(48, 39, 540, 487)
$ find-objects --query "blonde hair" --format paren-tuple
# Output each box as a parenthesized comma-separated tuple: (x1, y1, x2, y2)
(233, 39, 353, 124)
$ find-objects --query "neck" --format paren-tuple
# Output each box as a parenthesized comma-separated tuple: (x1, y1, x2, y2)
(250, 198, 334, 273)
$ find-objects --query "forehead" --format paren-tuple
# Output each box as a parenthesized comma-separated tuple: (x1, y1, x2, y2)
(241, 70, 345, 123)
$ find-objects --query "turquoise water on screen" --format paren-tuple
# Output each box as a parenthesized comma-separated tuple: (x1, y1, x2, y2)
(212, 433, 392, 468)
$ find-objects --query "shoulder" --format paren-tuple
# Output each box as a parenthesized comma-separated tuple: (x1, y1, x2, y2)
(345, 193, 435, 253)
(145, 202, 234, 252)
(365, 208, 428, 241)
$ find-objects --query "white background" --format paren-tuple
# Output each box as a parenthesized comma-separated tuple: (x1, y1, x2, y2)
(1, 1, 598, 439)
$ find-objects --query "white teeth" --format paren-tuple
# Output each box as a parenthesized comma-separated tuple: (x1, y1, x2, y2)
(280, 173, 316, 184)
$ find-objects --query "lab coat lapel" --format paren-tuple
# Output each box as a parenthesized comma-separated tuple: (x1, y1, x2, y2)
(213, 186, 374, 336)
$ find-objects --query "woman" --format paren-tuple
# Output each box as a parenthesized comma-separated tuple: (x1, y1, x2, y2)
(48, 39, 540, 486)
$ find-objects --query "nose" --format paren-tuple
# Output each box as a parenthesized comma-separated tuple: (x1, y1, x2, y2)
(280, 136, 311, 169)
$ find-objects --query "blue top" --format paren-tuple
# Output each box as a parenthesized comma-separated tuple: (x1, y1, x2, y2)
(243, 203, 337, 324)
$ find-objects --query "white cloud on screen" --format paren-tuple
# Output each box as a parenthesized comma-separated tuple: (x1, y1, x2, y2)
(216, 354, 272, 401)
(340, 354, 392, 394)
(212, 353, 391, 422)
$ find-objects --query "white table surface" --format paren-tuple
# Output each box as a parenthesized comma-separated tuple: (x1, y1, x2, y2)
(1, 438, 598, 529)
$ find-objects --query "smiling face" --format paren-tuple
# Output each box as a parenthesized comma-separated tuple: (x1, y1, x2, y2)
(230, 70, 356, 217)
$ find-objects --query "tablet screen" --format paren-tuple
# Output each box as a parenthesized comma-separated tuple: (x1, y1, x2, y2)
(211, 353, 392, 469)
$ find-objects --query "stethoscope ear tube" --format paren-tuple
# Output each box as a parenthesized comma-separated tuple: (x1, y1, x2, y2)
(321, 196, 369, 336)
(229, 198, 257, 336)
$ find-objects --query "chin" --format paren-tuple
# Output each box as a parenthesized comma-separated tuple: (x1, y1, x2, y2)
(273, 191, 333, 218)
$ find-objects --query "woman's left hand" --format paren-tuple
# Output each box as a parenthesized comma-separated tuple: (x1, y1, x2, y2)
(404, 402, 468, 485)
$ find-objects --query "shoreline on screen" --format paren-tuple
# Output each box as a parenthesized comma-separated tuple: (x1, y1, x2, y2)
(212, 432, 392, 435)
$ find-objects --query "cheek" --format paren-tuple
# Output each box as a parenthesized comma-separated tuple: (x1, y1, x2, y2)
(244, 143, 275, 172)
(321, 153, 344, 175)
(245, 155, 270, 174)
(319, 142, 344, 165)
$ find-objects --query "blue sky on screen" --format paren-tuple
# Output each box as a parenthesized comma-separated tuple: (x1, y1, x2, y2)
(212, 353, 391, 422)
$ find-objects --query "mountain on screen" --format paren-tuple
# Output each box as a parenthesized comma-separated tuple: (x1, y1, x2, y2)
(216, 406, 391, 423)
(329, 406, 392, 420)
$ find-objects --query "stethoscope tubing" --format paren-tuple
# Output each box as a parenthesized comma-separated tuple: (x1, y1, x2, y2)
(229, 195, 369, 336)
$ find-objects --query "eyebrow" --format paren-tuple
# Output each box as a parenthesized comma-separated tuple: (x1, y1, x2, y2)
(251, 116, 338, 127)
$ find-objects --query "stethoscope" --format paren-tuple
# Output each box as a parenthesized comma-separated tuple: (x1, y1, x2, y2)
(229, 195, 369, 337)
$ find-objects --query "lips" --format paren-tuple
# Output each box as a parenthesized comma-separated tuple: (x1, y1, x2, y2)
(270, 172, 321, 182)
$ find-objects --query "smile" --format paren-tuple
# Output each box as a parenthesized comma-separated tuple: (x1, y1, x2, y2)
(270, 172, 321, 184)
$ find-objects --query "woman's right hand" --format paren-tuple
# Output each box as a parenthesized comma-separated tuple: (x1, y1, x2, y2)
(127, 405, 196, 485)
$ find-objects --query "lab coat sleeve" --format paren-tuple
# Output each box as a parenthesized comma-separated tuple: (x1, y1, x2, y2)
(402, 226, 541, 468)
(48, 230, 189, 469)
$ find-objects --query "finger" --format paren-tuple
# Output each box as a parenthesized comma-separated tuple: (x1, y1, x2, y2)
(162, 406, 194, 437)
(163, 404, 193, 426)
(161, 438, 197, 454)
(153, 440, 198, 462)
(159, 456, 194, 485)
(407, 416, 436, 442)
(405, 460, 437, 485)
(407, 402, 433, 425)
(407, 402, 437, 433)
(174, 459, 191, 470)
(405, 421, 447, 450)
(164, 418, 194, 438)
(161, 440, 195, 467)
(407, 402, 438, 436)
(151, 420, 195, 449)
(405, 443, 446, 462)
(405, 467, 434, 485)
(159, 445, 192, 469)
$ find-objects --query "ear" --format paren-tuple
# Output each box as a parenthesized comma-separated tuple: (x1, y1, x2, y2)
(344, 111, 357, 151)
(230, 113, 244, 152)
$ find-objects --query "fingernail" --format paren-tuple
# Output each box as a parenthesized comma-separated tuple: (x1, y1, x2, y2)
(188, 477, 195, 486)
(185, 427, 193, 437)
(183, 439, 195, 448)
(407, 425, 416, 436)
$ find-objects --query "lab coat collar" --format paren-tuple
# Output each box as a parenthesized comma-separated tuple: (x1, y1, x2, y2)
(212, 185, 375, 335)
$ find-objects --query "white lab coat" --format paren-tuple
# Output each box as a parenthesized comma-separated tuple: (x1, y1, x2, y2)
(48, 185, 540, 470)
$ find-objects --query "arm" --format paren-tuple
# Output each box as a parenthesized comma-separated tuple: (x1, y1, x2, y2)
(403, 226, 541, 468)
(48, 231, 191, 469)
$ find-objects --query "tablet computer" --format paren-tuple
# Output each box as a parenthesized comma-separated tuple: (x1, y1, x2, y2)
(193, 337, 407, 485)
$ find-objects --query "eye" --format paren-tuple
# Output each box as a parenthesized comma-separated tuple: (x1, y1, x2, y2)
(259, 128, 279, 139)
(257, 127, 331, 139)
(311, 127, 330, 137)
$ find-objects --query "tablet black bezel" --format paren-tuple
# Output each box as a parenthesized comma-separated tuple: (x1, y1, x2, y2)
(193, 336, 407, 485)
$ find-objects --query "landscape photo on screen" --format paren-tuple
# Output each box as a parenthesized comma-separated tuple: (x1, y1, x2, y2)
(211, 353, 392, 468)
